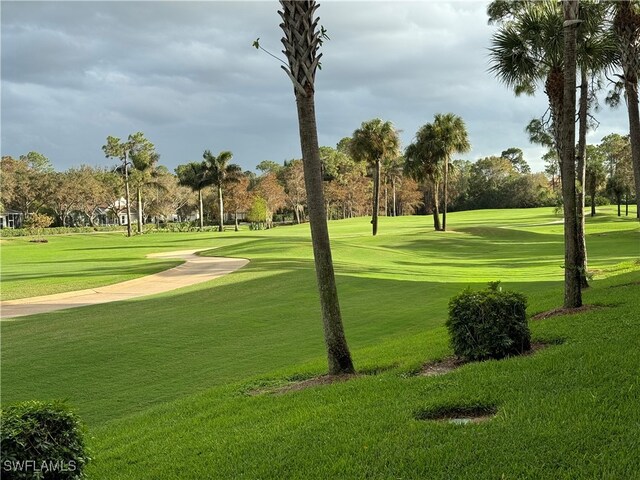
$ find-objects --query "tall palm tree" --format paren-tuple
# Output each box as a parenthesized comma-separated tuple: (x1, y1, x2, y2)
(130, 150, 160, 233)
(203, 150, 241, 233)
(490, 0, 618, 285)
(383, 155, 404, 217)
(404, 124, 443, 231)
(175, 161, 212, 230)
(279, 0, 354, 374)
(350, 118, 400, 236)
(611, 0, 640, 219)
(561, 0, 582, 308)
(430, 113, 470, 231)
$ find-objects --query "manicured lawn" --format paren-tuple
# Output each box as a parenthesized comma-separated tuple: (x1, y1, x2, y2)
(1, 206, 638, 478)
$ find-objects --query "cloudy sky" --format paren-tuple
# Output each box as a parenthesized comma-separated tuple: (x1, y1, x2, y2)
(1, 1, 630, 173)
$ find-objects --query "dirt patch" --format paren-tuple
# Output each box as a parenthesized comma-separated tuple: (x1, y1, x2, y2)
(531, 304, 602, 320)
(417, 357, 467, 377)
(246, 374, 360, 396)
(415, 405, 497, 424)
(415, 341, 563, 377)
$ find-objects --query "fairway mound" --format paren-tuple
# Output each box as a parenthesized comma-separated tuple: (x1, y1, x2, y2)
(531, 304, 602, 321)
(414, 405, 498, 424)
(246, 374, 360, 396)
(415, 341, 564, 377)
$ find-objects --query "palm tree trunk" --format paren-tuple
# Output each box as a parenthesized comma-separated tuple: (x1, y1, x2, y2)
(591, 192, 596, 217)
(218, 186, 224, 232)
(234, 209, 239, 231)
(432, 182, 441, 231)
(136, 187, 143, 233)
(560, 0, 582, 308)
(442, 156, 449, 231)
(124, 154, 132, 238)
(198, 189, 204, 230)
(295, 89, 354, 375)
(624, 80, 640, 219)
(392, 177, 397, 217)
(372, 160, 381, 236)
(577, 69, 588, 288)
(384, 183, 388, 216)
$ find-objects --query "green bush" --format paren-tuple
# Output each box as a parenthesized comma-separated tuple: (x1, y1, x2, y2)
(0, 401, 90, 479)
(446, 282, 530, 361)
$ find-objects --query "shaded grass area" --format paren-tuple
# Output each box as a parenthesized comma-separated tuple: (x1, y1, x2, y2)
(1, 207, 639, 478)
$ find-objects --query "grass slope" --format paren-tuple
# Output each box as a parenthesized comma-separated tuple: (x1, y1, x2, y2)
(1, 207, 639, 478)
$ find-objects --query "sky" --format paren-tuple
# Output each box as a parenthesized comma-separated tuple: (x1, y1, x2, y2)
(1, 0, 630, 174)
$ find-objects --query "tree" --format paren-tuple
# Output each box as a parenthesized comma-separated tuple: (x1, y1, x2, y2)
(203, 150, 241, 232)
(611, 0, 640, 219)
(500, 147, 531, 173)
(278, 0, 354, 374)
(560, 0, 582, 308)
(430, 113, 471, 231)
(48, 171, 81, 226)
(102, 132, 154, 237)
(225, 175, 252, 231)
(1, 153, 53, 217)
(254, 171, 286, 228)
(350, 118, 400, 236)
(382, 155, 404, 217)
(283, 159, 307, 223)
(128, 133, 159, 233)
(405, 124, 443, 231)
(585, 144, 607, 216)
(176, 162, 211, 230)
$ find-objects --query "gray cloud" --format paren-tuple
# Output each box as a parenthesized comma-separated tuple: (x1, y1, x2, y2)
(1, 1, 629, 174)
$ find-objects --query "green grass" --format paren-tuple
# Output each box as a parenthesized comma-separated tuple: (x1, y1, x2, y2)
(1, 206, 639, 479)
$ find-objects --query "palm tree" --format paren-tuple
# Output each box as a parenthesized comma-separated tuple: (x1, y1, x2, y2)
(430, 113, 470, 231)
(611, 0, 640, 219)
(130, 150, 160, 233)
(405, 124, 443, 231)
(350, 118, 400, 236)
(278, 0, 354, 374)
(102, 135, 134, 237)
(175, 161, 212, 230)
(203, 150, 241, 232)
(383, 155, 404, 217)
(561, 0, 582, 308)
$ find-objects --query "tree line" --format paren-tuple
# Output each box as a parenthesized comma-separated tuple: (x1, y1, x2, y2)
(0, 131, 633, 233)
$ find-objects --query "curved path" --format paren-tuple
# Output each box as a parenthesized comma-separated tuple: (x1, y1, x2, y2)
(0, 250, 249, 320)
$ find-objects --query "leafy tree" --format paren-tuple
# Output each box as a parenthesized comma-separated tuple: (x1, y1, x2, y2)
(225, 175, 252, 231)
(500, 147, 531, 173)
(176, 162, 212, 230)
(283, 159, 307, 223)
(350, 118, 400, 235)
(102, 132, 154, 237)
(127, 134, 159, 233)
(203, 150, 242, 232)
(247, 196, 268, 229)
(585, 144, 607, 216)
(1, 153, 53, 216)
(277, 0, 354, 374)
(382, 155, 404, 217)
(254, 171, 286, 228)
(24, 212, 53, 241)
(255, 160, 284, 177)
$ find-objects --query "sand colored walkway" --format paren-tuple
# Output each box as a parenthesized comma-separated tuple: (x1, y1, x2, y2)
(0, 250, 248, 320)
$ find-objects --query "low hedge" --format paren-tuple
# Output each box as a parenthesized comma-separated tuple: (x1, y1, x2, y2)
(0, 401, 90, 479)
(446, 281, 530, 361)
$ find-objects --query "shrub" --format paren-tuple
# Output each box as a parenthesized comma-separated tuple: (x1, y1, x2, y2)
(0, 401, 90, 479)
(446, 282, 530, 361)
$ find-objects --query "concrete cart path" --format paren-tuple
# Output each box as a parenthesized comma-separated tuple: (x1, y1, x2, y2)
(0, 250, 249, 320)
